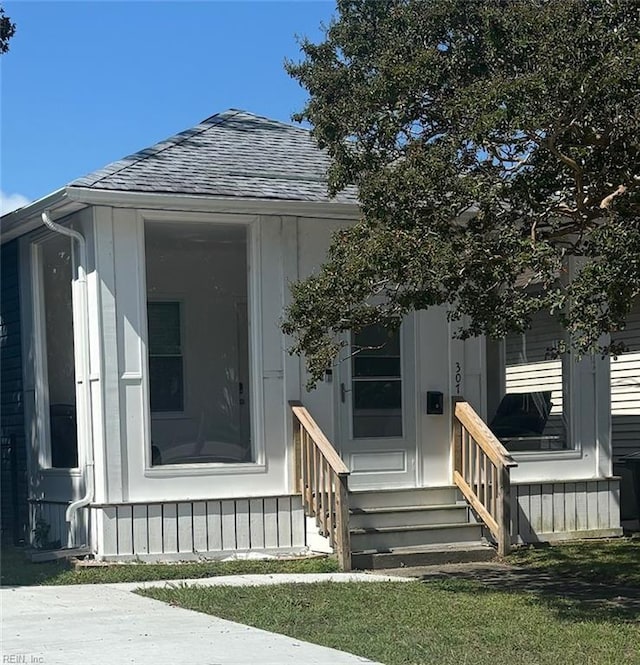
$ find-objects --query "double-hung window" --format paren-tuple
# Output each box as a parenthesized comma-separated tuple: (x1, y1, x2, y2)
(147, 301, 184, 413)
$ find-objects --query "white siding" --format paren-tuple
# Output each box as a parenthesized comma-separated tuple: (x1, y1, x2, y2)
(505, 361, 564, 414)
(505, 309, 565, 414)
(93, 494, 306, 561)
(511, 479, 622, 543)
(611, 300, 640, 461)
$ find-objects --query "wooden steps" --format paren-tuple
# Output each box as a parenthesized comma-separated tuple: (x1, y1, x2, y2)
(347, 487, 492, 568)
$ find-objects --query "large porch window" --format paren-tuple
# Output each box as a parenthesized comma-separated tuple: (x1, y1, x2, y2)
(144, 221, 251, 465)
(36, 234, 78, 469)
(487, 310, 570, 452)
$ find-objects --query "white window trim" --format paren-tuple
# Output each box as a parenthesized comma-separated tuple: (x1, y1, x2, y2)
(498, 332, 581, 462)
(137, 210, 265, 476)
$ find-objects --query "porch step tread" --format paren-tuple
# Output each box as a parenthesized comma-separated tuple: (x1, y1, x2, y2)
(351, 541, 496, 569)
(348, 487, 462, 510)
(350, 522, 479, 536)
(350, 486, 458, 495)
(352, 541, 492, 556)
(350, 503, 465, 515)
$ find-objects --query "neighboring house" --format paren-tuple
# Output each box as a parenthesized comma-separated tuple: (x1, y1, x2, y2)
(611, 302, 640, 521)
(0, 109, 631, 566)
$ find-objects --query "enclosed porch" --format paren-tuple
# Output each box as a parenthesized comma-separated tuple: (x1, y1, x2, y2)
(15, 204, 623, 565)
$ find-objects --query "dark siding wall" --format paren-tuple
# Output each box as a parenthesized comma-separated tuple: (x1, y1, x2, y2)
(611, 298, 640, 520)
(1, 241, 28, 543)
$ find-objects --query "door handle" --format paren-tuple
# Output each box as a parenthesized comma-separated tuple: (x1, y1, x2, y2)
(340, 383, 351, 403)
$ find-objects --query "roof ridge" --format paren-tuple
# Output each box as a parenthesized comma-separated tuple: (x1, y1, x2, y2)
(81, 109, 243, 188)
(203, 108, 311, 133)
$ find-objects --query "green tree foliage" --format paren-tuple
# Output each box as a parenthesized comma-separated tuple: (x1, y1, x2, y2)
(0, 5, 15, 54)
(283, 0, 640, 386)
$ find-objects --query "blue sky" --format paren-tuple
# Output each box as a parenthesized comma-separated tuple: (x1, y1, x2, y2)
(1, 0, 337, 213)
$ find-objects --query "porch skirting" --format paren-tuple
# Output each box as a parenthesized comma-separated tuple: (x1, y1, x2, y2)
(91, 495, 306, 561)
(29, 501, 90, 549)
(511, 478, 623, 544)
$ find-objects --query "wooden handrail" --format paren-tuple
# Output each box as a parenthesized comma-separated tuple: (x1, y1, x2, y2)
(290, 401, 351, 571)
(290, 404, 350, 476)
(454, 402, 517, 470)
(452, 398, 517, 556)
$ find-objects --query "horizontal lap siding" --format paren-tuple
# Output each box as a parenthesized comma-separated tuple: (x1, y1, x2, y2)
(505, 311, 565, 414)
(612, 414, 640, 461)
(512, 479, 621, 543)
(610, 350, 640, 462)
(0, 241, 28, 544)
(95, 495, 306, 559)
(611, 301, 639, 519)
(611, 300, 640, 461)
(505, 310, 563, 363)
(505, 361, 564, 413)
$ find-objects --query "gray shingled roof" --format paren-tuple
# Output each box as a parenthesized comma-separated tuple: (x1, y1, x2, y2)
(71, 109, 357, 204)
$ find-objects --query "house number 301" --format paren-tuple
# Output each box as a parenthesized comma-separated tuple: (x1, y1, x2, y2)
(455, 362, 462, 395)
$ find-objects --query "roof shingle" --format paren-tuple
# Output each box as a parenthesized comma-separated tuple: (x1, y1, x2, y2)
(71, 109, 357, 204)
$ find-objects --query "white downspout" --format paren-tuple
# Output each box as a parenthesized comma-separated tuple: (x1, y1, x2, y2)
(41, 211, 94, 547)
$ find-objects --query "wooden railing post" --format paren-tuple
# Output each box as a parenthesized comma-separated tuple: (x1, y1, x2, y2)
(497, 465, 512, 556)
(451, 396, 464, 477)
(292, 406, 302, 494)
(335, 474, 352, 572)
(289, 401, 304, 494)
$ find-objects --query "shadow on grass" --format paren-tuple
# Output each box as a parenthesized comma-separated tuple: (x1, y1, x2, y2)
(418, 566, 640, 624)
(508, 537, 640, 583)
(0, 546, 71, 586)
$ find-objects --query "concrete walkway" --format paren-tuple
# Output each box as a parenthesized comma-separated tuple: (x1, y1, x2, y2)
(1, 573, 409, 665)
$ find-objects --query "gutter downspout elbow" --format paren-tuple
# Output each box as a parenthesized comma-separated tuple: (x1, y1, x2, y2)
(41, 211, 94, 546)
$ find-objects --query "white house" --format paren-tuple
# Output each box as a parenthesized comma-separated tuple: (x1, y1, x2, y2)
(1, 110, 633, 568)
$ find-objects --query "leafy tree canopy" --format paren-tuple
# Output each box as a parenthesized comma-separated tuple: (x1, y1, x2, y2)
(283, 0, 640, 386)
(0, 5, 15, 54)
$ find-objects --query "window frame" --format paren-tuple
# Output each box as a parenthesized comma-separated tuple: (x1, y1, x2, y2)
(349, 324, 405, 441)
(146, 298, 186, 417)
(30, 232, 80, 471)
(140, 213, 261, 475)
(490, 324, 578, 459)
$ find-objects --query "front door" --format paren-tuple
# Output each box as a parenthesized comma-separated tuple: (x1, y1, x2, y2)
(338, 319, 417, 489)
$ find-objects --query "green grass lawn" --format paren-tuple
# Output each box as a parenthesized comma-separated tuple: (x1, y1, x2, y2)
(139, 579, 640, 665)
(507, 536, 640, 586)
(0, 546, 338, 586)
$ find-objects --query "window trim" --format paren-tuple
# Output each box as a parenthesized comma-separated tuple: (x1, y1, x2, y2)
(494, 325, 576, 457)
(139, 212, 262, 474)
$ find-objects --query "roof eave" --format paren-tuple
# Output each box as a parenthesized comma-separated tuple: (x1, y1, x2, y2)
(0, 188, 88, 244)
(65, 186, 361, 219)
(1, 185, 361, 245)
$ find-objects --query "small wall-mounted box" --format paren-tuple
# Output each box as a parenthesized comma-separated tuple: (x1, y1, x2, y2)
(426, 391, 444, 415)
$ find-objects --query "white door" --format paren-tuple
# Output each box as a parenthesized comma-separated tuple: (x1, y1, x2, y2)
(338, 319, 417, 489)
